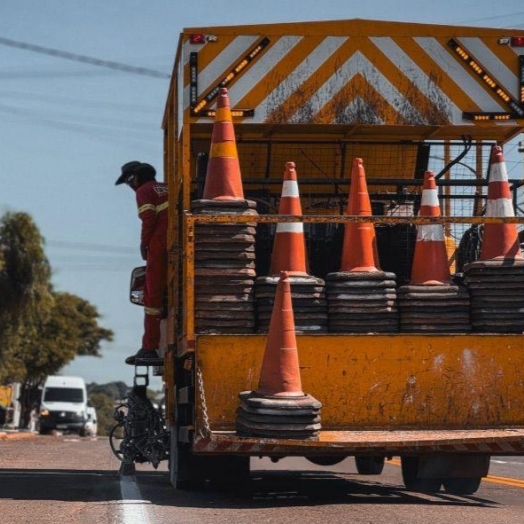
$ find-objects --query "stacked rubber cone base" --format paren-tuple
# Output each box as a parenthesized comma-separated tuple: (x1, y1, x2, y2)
(255, 275, 327, 333)
(326, 271, 398, 333)
(464, 259, 524, 333)
(398, 285, 470, 332)
(192, 199, 258, 334)
(236, 391, 322, 440)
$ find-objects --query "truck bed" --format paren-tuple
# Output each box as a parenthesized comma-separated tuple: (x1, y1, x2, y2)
(193, 428, 524, 456)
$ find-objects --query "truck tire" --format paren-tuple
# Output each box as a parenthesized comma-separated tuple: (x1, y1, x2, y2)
(169, 436, 205, 490)
(305, 456, 347, 466)
(355, 456, 385, 475)
(442, 477, 482, 495)
(169, 428, 250, 489)
(401, 456, 441, 493)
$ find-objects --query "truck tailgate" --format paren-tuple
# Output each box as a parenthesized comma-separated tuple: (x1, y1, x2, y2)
(193, 428, 524, 456)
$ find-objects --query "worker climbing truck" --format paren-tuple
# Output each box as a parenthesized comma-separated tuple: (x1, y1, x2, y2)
(126, 19, 524, 493)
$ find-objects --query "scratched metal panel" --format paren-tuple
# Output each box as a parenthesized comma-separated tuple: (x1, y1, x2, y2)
(196, 334, 524, 430)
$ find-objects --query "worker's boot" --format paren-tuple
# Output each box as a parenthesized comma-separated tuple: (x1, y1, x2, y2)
(125, 348, 164, 366)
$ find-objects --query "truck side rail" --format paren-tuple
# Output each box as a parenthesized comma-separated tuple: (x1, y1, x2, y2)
(178, 212, 524, 350)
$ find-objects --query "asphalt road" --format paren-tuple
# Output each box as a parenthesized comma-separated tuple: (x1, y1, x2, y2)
(1, 434, 524, 524)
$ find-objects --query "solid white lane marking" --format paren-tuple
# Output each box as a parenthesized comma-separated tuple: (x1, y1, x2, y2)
(119, 476, 152, 524)
(492, 459, 524, 466)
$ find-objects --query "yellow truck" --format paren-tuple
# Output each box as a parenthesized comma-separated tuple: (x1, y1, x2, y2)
(156, 19, 524, 492)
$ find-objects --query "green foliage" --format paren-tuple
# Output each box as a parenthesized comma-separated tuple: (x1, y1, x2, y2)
(88, 391, 118, 437)
(87, 381, 129, 401)
(5, 292, 114, 387)
(0, 212, 53, 380)
(0, 212, 51, 313)
(0, 211, 114, 428)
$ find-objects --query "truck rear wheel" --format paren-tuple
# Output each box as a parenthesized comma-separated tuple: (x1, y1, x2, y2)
(169, 440, 203, 490)
(401, 457, 441, 493)
(355, 456, 385, 475)
(442, 477, 482, 495)
(169, 428, 250, 489)
(305, 456, 346, 466)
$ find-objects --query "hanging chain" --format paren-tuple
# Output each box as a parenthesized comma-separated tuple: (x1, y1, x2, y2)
(196, 366, 211, 438)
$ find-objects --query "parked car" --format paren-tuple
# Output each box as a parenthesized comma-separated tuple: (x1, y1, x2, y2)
(84, 406, 98, 436)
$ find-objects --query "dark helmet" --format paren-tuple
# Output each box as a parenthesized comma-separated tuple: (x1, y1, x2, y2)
(115, 160, 141, 186)
(133, 163, 156, 186)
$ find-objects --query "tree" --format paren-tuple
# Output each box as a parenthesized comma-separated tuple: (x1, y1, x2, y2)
(15, 292, 114, 427)
(88, 391, 119, 437)
(0, 212, 53, 381)
(0, 212, 114, 427)
(88, 381, 129, 401)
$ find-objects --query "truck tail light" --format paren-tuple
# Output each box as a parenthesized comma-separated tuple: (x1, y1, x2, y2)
(511, 36, 524, 47)
(190, 34, 206, 44)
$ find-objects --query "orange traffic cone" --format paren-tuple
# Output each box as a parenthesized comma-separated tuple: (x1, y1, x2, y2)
(410, 170, 451, 285)
(340, 158, 380, 272)
(202, 88, 245, 201)
(269, 162, 308, 276)
(480, 145, 522, 260)
(256, 271, 304, 397)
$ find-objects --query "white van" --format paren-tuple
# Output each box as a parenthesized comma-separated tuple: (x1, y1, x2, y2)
(84, 406, 98, 436)
(39, 376, 88, 435)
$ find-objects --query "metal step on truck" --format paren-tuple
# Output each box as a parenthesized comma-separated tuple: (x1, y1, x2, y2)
(119, 18, 524, 494)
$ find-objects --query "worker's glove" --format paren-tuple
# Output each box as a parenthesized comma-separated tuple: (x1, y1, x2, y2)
(140, 244, 148, 261)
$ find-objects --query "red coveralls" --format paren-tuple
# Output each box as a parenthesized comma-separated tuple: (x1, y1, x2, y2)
(136, 180, 168, 350)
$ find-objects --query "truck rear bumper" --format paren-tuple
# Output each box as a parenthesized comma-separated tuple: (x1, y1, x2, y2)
(193, 429, 524, 456)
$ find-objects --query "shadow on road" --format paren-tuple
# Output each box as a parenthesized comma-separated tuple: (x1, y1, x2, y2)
(0, 466, 500, 510)
(0, 469, 120, 502)
(136, 469, 500, 510)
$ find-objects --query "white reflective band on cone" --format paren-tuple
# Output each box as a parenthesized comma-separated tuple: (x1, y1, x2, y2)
(486, 198, 515, 217)
(417, 224, 445, 241)
(276, 222, 304, 233)
(489, 162, 508, 182)
(420, 188, 439, 206)
(281, 180, 300, 197)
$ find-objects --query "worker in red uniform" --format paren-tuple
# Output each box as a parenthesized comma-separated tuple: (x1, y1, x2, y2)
(116, 161, 168, 365)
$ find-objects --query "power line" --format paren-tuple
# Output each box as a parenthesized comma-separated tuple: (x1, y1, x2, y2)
(0, 35, 171, 79)
(458, 11, 524, 24)
(0, 89, 159, 114)
(0, 101, 159, 133)
(0, 103, 158, 146)
(0, 69, 121, 80)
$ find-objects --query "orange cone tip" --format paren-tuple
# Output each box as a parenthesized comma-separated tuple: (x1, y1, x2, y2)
(410, 171, 451, 285)
(480, 145, 522, 260)
(340, 158, 380, 272)
(202, 88, 245, 201)
(269, 162, 309, 276)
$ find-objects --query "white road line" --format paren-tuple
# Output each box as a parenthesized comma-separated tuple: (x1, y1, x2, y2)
(492, 459, 524, 466)
(119, 476, 152, 524)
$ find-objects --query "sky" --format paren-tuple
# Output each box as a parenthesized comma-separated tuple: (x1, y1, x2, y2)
(1, 1, 524, 387)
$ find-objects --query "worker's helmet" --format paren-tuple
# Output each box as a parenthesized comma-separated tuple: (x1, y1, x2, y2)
(133, 163, 156, 187)
(115, 160, 141, 186)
